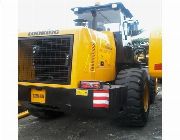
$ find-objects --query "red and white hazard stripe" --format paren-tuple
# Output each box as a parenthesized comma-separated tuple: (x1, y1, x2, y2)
(93, 90, 109, 108)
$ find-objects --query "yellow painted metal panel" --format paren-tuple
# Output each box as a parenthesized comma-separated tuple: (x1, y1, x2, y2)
(148, 29, 162, 78)
(18, 27, 116, 89)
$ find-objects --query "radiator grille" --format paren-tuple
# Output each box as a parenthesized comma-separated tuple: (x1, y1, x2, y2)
(18, 35, 73, 84)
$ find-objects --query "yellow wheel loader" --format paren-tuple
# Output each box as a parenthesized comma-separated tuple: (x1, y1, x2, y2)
(18, 2, 159, 126)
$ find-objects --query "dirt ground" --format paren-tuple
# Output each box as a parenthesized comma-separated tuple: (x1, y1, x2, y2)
(18, 86, 162, 140)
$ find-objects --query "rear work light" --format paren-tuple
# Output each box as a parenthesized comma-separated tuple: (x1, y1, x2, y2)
(80, 81, 101, 89)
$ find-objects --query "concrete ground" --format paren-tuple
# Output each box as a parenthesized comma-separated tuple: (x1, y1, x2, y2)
(19, 86, 162, 140)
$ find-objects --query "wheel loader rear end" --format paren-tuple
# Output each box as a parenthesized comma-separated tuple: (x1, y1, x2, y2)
(18, 2, 159, 126)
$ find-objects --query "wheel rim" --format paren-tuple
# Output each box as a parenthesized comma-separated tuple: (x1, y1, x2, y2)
(144, 83, 149, 112)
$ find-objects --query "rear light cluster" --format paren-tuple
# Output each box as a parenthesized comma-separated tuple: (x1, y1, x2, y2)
(80, 81, 101, 89)
(154, 63, 162, 70)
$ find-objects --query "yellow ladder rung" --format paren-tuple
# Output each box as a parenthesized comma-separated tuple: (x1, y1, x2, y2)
(18, 110, 29, 119)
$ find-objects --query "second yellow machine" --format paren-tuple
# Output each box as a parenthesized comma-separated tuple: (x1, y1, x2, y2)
(18, 3, 157, 126)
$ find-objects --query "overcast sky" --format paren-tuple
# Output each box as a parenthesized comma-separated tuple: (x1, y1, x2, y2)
(18, 0, 161, 33)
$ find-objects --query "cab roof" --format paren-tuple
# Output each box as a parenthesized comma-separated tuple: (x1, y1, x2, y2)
(71, 2, 133, 24)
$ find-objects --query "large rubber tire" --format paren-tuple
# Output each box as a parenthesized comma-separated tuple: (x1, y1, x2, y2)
(149, 77, 157, 104)
(28, 107, 64, 119)
(115, 68, 150, 127)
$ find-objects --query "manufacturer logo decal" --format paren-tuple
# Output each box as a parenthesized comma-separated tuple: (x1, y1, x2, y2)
(28, 30, 59, 36)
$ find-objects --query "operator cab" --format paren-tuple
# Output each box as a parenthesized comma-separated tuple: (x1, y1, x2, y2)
(72, 2, 140, 36)
(72, 2, 143, 70)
